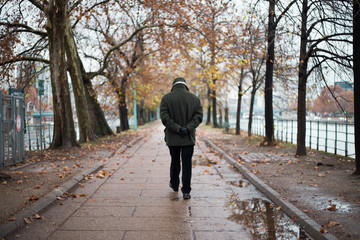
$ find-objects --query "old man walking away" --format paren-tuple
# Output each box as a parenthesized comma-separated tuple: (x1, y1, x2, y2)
(160, 77, 203, 199)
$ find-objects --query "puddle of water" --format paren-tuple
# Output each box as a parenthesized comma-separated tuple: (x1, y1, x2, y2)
(227, 196, 312, 240)
(227, 180, 251, 188)
(294, 190, 356, 213)
(192, 156, 210, 166)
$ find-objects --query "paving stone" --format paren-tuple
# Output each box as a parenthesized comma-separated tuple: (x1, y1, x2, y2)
(48, 230, 125, 240)
(123, 230, 192, 240)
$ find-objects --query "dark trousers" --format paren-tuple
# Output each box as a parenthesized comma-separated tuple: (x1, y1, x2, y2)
(168, 145, 194, 194)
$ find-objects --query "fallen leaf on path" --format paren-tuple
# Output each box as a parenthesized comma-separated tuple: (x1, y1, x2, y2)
(329, 221, 340, 226)
(34, 213, 42, 219)
(328, 204, 337, 211)
(34, 185, 41, 189)
(120, 178, 125, 180)
(79, 194, 87, 197)
(8, 217, 16, 221)
(71, 193, 79, 198)
(63, 166, 71, 171)
(252, 163, 257, 167)
(96, 172, 105, 178)
(17, 180, 23, 184)
(2, 181, 7, 185)
(318, 173, 326, 177)
(303, 209, 310, 213)
(28, 195, 39, 201)
(276, 206, 282, 211)
(24, 218, 31, 224)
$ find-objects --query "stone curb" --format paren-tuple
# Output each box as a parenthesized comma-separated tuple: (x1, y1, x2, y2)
(202, 137, 338, 240)
(0, 134, 144, 238)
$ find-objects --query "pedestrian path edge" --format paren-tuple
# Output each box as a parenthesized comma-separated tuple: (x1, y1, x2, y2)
(202, 137, 338, 240)
(0, 134, 145, 239)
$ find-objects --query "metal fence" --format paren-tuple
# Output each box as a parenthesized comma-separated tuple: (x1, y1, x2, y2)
(0, 92, 25, 168)
(235, 118, 355, 158)
(25, 123, 54, 151)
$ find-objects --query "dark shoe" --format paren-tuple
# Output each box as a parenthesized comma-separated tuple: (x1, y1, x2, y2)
(169, 182, 178, 192)
(183, 193, 191, 199)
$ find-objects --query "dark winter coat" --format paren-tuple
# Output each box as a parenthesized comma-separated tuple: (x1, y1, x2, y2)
(160, 83, 203, 146)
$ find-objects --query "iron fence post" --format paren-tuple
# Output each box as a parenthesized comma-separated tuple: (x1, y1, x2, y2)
(285, 120, 288, 143)
(345, 123, 348, 157)
(28, 123, 31, 151)
(317, 121, 320, 151)
(36, 125, 39, 150)
(335, 123, 337, 155)
(325, 121, 328, 152)
(48, 124, 51, 148)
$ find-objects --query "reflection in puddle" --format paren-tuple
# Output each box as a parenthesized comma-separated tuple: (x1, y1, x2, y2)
(192, 156, 210, 166)
(227, 180, 251, 188)
(227, 196, 312, 240)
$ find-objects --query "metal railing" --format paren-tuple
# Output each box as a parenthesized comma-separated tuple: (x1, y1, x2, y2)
(25, 123, 54, 151)
(233, 118, 355, 158)
(1, 92, 25, 168)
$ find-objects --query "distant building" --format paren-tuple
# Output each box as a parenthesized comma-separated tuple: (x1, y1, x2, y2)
(335, 81, 353, 91)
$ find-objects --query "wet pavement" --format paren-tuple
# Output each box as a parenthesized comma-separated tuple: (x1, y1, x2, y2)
(5, 125, 311, 240)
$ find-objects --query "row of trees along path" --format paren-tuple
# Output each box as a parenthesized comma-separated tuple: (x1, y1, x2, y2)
(0, 0, 359, 174)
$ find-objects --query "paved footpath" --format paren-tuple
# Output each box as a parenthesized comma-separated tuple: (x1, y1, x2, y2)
(5, 124, 307, 240)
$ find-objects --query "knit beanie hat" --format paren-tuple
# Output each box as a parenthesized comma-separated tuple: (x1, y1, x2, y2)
(172, 77, 187, 86)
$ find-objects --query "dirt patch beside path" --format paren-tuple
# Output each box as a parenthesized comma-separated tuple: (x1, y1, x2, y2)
(0, 129, 146, 225)
(198, 126, 360, 240)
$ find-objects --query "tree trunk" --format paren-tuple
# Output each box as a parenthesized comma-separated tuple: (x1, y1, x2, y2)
(64, 18, 96, 143)
(219, 105, 223, 128)
(236, 69, 245, 135)
(83, 76, 114, 137)
(225, 106, 229, 125)
(206, 86, 211, 125)
(296, 0, 308, 156)
(47, 0, 78, 149)
(248, 88, 256, 137)
(264, 0, 275, 146)
(119, 78, 130, 131)
(118, 101, 129, 131)
(236, 85, 243, 135)
(212, 85, 218, 128)
(353, 0, 360, 174)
